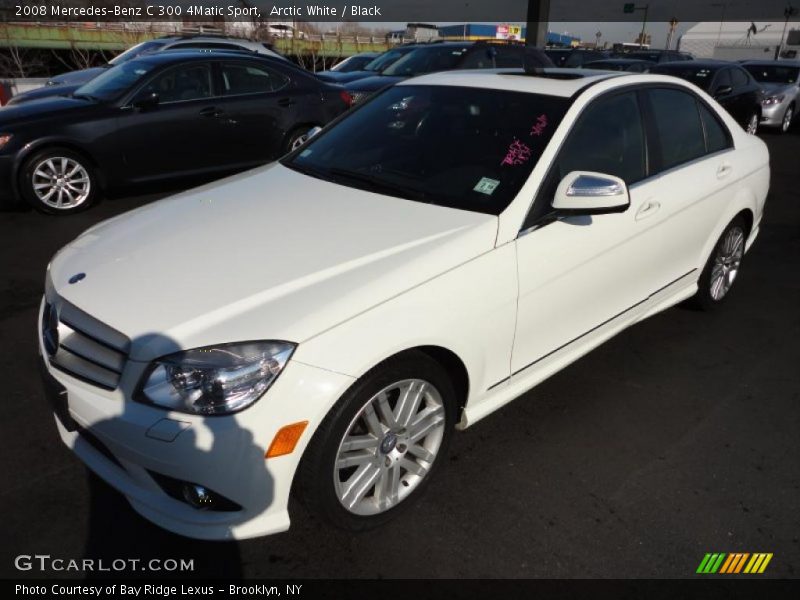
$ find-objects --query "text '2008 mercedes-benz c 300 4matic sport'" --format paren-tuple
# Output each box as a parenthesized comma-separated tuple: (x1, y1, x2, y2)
(39, 68, 769, 540)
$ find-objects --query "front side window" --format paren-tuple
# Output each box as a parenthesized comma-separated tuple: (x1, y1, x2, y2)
(75, 60, 160, 102)
(221, 62, 289, 95)
(557, 91, 646, 184)
(141, 63, 213, 103)
(283, 85, 567, 215)
(730, 67, 750, 88)
(647, 88, 706, 171)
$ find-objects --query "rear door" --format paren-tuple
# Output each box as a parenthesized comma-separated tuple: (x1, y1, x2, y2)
(215, 60, 296, 164)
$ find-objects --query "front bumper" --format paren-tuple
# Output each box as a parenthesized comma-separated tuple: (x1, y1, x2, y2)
(38, 300, 355, 540)
(760, 101, 790, 127)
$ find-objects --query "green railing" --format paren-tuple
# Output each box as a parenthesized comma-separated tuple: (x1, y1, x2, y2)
(0, 23, 392, 57)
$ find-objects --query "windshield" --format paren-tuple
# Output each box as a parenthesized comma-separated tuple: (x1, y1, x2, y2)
(743, 64, 800, 84)
(74, 60, 158, 101)
(283, 85, 567, 215)
(109, 40, 168, 65)
(382, 46, 470, 77)
(363, 48, 415, 72)
(650, 65, 716, 91)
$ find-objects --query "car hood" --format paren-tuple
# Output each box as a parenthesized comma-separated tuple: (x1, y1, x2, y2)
(49, 163, 498, 361)
(759, 82, 796, 96)
(347, 75, 406, 92)
(0, 94, 94, 124)
(49, 67, 106, 85)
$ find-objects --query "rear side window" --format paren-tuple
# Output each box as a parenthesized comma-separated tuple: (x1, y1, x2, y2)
(731, 67, 750, 88)
(698, 103, 732, 154)
(221, 62, 289, 94)
(647, 88, 706, 171)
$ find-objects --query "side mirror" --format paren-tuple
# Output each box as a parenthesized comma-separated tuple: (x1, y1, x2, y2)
(132, 91, 159, 111)
(307, 126, 323, 140)
(552, 171, 630, 214)
(714, 84, 733, 97)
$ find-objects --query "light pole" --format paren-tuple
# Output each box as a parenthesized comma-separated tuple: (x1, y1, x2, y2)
(711, 2, 728, 47)
(623, 3, 650, 49)
(775, 5, 798, 59)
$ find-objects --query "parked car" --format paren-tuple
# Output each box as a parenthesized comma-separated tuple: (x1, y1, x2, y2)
(624, 50, 693, 63)
(346, 41, 553, 104)
(38, 68, 768, 539)
(544, 47, 572, 67)
(562, 49, 616, 68)
(0, 51, 350, 214)
(742, 60, 800, 133)
(583, 58, 655, 72)
(328, 52, 380, 73)
(6, 35, 287, 106)
(651, 61, 763, 134)
(316, 45, 419, 84)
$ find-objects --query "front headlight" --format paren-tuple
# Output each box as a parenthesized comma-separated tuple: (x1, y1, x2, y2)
(762, 95, 785, 106)
(0, 134, 12, 150)
(136, 341, 295, 416)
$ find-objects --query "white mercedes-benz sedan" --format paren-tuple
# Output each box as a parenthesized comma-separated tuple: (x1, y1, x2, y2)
(39, 68, 770, 539)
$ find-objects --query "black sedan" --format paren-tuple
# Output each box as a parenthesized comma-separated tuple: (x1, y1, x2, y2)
(0, 51, 351, 214)
(650, 61, 763, 134)
(583, 58, 654, 72)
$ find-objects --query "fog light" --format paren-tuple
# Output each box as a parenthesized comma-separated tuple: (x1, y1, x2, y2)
(182, 484, 215, 510)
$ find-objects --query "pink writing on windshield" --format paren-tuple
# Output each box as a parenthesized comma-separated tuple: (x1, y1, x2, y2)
(530, 114, 548, 136)
(501, 138, 532, 166)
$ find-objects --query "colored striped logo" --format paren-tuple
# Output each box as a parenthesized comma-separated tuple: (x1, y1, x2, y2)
(696, 553, 773, 574)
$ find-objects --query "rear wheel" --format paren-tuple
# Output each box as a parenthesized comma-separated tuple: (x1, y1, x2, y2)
(20, 148, 98, 215)
(745, 111, 759, 135)
(781, 104, 794, 133)
(296, 352, 457, 531)
(692, 216, 747, 310)
(284, 126, 313, 154)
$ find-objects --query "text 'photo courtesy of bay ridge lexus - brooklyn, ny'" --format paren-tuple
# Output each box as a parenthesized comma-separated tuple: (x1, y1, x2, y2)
(3, 1, 800, 587)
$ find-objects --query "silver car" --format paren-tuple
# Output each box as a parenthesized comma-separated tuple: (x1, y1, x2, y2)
(743, 60, 800, 133)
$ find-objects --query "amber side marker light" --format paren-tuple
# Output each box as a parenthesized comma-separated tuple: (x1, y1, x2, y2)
(266, 421, 309, 458)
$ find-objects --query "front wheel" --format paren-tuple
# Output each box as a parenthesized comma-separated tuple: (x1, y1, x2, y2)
(20, 148, 98, 215)
(295, 352, 457, 531)
(692, 216, 747, 310)
(284, 126, 313, 154)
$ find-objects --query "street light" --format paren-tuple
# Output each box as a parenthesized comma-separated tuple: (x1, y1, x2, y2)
(776, 4, 798, 59)
(624, 3, 650, 49)
(710, 2, 729, 47)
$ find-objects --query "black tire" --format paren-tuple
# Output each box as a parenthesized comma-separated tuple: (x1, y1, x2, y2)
(19, 147, 99, 215)
(295, 351, 457, 532)
(691, 216, 748, 311)
(781, 103, 795, 134)
(283, 126, 313, 155)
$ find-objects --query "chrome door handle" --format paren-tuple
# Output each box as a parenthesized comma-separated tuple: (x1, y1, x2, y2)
(635, 200, 661, 221)
(717, 163, 733, 179)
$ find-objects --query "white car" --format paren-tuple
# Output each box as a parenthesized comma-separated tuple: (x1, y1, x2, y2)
(39, 68, 770, 540)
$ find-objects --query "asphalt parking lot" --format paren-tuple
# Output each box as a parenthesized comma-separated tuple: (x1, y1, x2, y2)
(1, 132, 798, 580)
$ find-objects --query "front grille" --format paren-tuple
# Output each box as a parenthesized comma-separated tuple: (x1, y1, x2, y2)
(43, 297, 130, 391)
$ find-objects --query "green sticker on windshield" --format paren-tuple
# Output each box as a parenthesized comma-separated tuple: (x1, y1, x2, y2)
(474, 177, 500, 195)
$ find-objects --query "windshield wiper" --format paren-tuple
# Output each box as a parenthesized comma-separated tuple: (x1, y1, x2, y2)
(327, 168, 427, 200)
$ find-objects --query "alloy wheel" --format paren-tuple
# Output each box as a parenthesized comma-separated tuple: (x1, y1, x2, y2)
(710, 226, 745, 301)
(782, 107, 794, 133)
(291, 133, 308, 151)
(333, 378, 446, 516)
(746, 113, 759, 135)
(31, 157, 91, 210)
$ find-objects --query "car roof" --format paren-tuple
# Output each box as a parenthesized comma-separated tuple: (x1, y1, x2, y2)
(655, 60, 731, 69)
(741, 60, 800, 67)
(401, 68, 625, 97)
(129, 49, 281, 65)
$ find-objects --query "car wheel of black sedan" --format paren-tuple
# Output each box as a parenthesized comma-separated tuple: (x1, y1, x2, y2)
(20, 148, 98, 215)
(284, 126, 314, 154)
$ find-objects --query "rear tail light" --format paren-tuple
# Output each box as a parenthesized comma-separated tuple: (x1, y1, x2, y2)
(340, 90, 353, 107)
